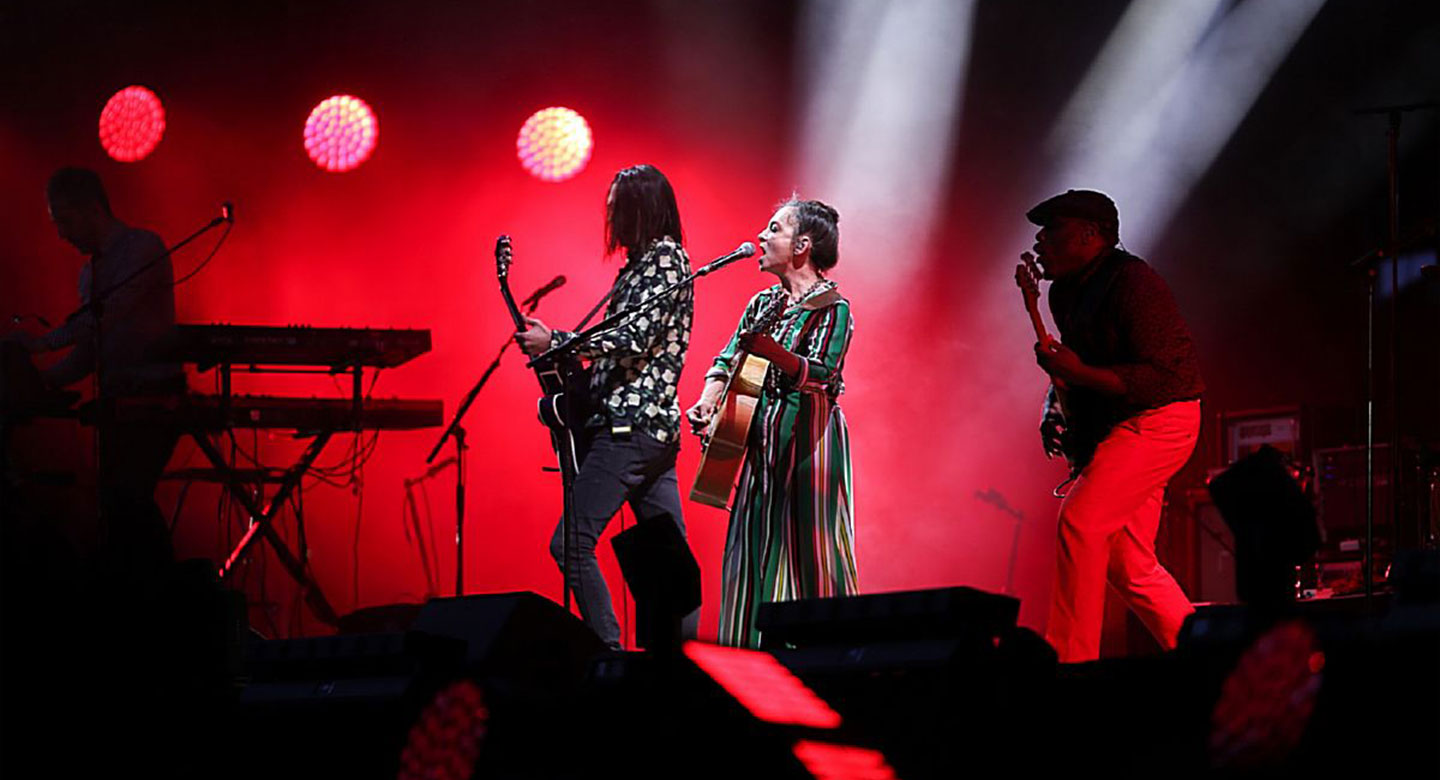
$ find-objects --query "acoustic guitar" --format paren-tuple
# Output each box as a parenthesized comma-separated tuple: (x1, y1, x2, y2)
(689, 293, 789, 509)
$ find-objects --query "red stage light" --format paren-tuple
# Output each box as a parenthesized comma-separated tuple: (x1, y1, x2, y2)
(792, 740, 900, 780)
(397, 679, 489, 780)
(516, 107, 593, 182)
(682, 641, 842, 729)
(303, 95, 378, 173)
(1208, 619, 1324, 770)
(98, 85, 165, 162)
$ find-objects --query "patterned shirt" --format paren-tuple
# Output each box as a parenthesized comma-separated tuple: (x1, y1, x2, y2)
(550, 238, 693, 444)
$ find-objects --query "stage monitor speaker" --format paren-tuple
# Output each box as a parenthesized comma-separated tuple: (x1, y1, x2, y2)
(1207, 445, 1320, 606)
(238, 630, 466, 779)
(241, 592, 604, 778)
(339, 591, 604, 683)
(612, 513, 701, 651)
(756, 586, 1019, 650)
(409, 590, 605, 684)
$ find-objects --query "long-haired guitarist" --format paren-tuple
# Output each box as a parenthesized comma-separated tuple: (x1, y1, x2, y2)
(1022, 189, 1204, 663)
(515, 164, 696, 650)
(685, 197, 857, 648)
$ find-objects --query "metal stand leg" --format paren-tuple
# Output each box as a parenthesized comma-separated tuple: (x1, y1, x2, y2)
(193, 427, 340, 626)
(453, 426, 467, 597)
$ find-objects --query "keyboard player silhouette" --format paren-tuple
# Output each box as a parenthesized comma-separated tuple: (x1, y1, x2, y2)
(5, 167, 185, 586)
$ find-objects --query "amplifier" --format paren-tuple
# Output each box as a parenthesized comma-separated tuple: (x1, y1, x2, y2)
(1313, 444, 1393, 550)
(1222, 407, 1302, 466)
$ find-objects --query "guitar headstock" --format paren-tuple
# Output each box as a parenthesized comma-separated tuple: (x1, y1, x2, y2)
(495, 234, 513, 279)
(754, 292, 789, 334)
(1015, 251, 1043, 307)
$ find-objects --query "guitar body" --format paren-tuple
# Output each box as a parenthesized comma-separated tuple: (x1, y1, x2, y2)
(1056, 388, 1106, 474)
(530, 351, 592, 434)
(689, 292, 791, 509)
(690, 352, 770, 508)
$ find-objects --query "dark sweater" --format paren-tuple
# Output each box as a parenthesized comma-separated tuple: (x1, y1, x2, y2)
(1049, 248, 1204, 428)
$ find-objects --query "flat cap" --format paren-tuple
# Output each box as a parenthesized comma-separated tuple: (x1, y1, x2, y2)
(1026, 189, 1119, 236)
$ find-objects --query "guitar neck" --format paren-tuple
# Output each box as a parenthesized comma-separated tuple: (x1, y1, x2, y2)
(1026, 304, 1051, 344)
(499, 278, 527, 331)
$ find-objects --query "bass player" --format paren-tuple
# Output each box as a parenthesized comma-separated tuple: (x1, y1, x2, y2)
(1022, 189, 1204, 663)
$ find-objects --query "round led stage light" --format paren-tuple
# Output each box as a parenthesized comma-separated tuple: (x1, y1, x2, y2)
(516, 107, 593, 182)
(99, 85, 166, 162)
(304, 94, 378, 173)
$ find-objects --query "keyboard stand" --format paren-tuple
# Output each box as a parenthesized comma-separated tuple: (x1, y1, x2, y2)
(190, 426, 340, 627)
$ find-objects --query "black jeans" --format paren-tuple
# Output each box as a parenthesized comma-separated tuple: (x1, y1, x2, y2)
(550, 430, 697, 648)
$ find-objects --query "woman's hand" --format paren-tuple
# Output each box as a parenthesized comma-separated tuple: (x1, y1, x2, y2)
(738, 332, 785, 362)
(686, 379, 727, 435)
(739, 332, 803, 379)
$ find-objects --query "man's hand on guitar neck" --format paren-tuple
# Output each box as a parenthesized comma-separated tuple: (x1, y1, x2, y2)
(1034, 340, 1127, 398)
(1034, 340, 1082, 380)
(515, 316, 552, 356)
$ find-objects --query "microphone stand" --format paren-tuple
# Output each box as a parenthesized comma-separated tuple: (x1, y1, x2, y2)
(525, 255, 733, 372)
(425, 287, 551, 598)
(1351, 99, 1438, 608)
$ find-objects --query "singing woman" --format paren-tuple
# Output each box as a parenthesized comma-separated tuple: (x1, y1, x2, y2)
(686, 197, 856, 648)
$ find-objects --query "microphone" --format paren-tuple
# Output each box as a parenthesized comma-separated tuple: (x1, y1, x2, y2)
(695, 242, 758, 276)
(221, 201, 235, 224)
(11, 313, 52, 328)
(522, 275, 566, 307)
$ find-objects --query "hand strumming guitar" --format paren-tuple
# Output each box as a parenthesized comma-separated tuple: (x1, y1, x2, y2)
(514, 316, 552, 356)
(686, 379, 725, 435)
(687, 331, 805, 437)
(1040, 410, 1068, 459)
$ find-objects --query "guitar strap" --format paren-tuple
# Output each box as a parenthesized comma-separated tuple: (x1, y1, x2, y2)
(788, 291, 843, 393)
(573, 267, 632, 332)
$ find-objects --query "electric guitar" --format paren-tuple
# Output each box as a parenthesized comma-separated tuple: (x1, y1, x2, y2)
(496, 235, 590, 467)
(1015, 252, 1094, 477)
(689, 293, 790, 509)
(1016, 252, 1124, 483)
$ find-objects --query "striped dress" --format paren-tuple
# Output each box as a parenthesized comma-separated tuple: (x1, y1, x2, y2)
(705, 280, 857, 647)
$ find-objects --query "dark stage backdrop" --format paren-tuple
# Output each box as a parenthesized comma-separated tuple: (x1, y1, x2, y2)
(2, 0, 1436, 642)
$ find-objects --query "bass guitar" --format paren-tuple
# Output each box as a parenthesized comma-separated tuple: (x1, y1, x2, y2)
(1016, 252, 1119, 486)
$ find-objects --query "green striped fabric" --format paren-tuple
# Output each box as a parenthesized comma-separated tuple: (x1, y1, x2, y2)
(708, 282, 858, 648)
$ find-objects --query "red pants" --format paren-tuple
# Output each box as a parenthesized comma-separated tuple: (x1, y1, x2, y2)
(1046, 400, 1200, 663)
